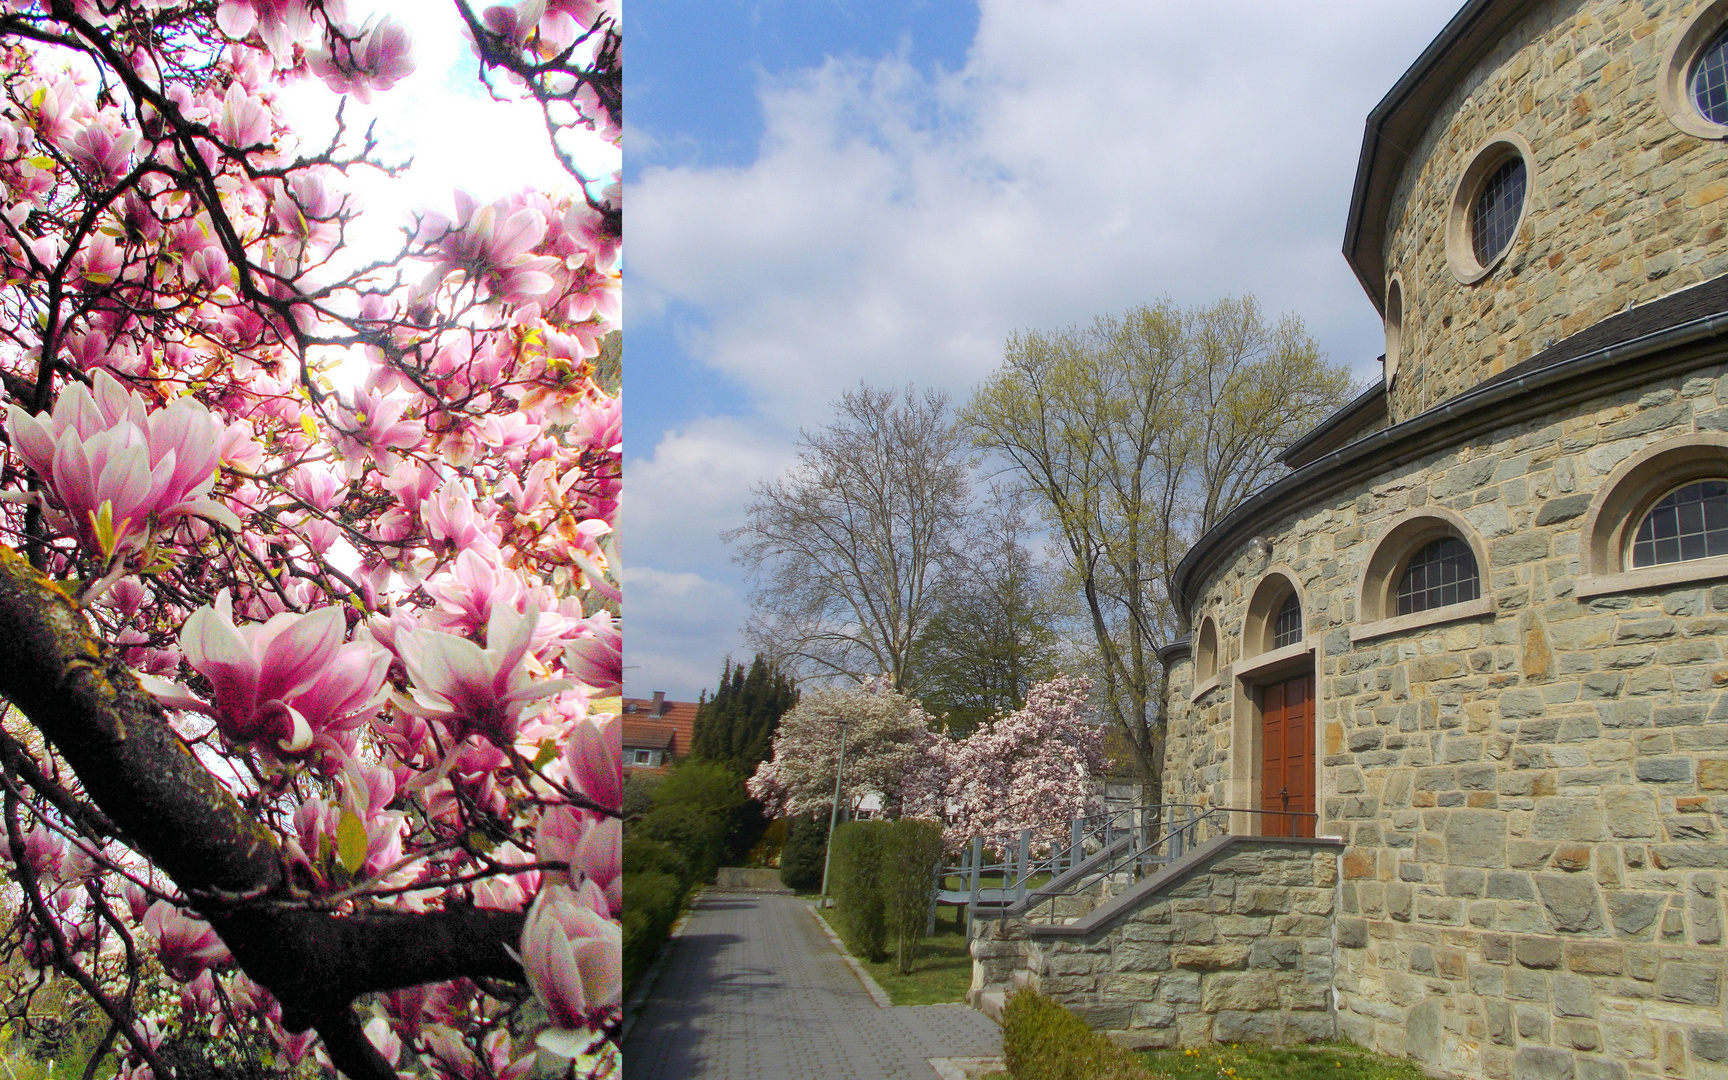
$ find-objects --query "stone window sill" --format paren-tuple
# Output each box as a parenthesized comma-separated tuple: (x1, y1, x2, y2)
(1189, 674, 1221, 703)
(1575, 556, 1728, 599)
(1233, 640, 1314, 685)
(1352, 596, 1495, 644)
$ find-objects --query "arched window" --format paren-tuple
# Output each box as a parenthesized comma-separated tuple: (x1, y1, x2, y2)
(1383, 276, 1403, 390)
(1630, 480, 1728, 567)
(1395, 536, 1481, 615)
(1195, 616, 1219, 682)
(1272, 593, 1302, 649)
(1579, 436, 1728, 595)
(1356, 509, 1493, 636)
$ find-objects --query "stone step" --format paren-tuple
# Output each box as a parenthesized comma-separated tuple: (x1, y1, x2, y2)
(975, 988, 1008, 1024)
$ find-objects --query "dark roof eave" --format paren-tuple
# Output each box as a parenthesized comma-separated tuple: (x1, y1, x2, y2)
(1278, 381, 1388, 468)
(1173, 308, 1728, 618)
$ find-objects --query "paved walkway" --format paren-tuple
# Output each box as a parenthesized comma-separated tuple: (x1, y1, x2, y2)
(623, 892, 1002, 1079)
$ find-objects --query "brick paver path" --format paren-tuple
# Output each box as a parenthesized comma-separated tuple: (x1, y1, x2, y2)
(623, 891, 1002, 1079)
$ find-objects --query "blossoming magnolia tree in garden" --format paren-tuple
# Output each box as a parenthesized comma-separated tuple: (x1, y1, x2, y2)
(0, 2, 620, 1079)
(749, 677, 1109, 850)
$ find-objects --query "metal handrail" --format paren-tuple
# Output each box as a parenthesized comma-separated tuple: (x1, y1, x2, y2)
(931, 803, 1319, 931)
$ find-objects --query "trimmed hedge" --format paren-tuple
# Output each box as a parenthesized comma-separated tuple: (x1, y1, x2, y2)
(1002, 990, 1150, 1080)
(830, 818, 945, 971)
(883, 819, 944, 974)
(831, 821, 890, 961)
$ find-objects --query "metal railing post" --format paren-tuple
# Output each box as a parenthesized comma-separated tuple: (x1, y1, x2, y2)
(967, 836, 982, 937)
(1009, 825, 1022, 898)
(1069, 816, 1083, 876)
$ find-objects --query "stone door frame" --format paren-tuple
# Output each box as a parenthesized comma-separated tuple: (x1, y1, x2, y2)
(1231, 641, 1321, 838)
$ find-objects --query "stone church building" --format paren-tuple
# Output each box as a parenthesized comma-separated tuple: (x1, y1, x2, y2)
(1154, 0, 1728, 1075)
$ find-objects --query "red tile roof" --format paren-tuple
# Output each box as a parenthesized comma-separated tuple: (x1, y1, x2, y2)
(619, 694, 699, 765)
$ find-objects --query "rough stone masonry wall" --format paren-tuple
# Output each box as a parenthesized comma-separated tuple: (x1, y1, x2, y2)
(974, 841, 1340, 1050)
(1381, 0, 1728, 424)
(1164, 358, 1728, 1079)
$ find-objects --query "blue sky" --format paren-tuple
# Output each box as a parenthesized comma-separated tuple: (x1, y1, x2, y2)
(625, 0, 1464, 700)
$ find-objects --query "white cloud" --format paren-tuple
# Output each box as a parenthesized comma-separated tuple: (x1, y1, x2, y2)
(623, 566, 747, 699)
(632, 1, 1458, 421)
(627, 419, 797, 574)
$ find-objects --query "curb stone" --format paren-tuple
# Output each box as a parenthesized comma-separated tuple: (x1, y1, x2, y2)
(805, 901, 894, 1008)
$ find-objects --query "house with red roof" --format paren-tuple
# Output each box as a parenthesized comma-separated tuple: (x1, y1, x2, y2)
(620, 691, 698, 771)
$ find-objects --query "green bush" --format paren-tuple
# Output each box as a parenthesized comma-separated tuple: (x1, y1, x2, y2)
(622, 770, 663, 825)
(623, 870, 684, 995)
(1002, 990, 1149, 1080)
(780, 808, 829, 890)
(830, 820, 891, 961)
(635, 802, 729, 883)
(882, 819, 945, 973)
(623, 836, 692, 889)
(650, 760, 763, 868)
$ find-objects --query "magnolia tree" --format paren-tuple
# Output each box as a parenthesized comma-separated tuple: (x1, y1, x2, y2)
(0, 2, 621, 1079)
(746, 678, 937, 821)
(904, 676, 1109, 850)
(749, 677, 1109, 853)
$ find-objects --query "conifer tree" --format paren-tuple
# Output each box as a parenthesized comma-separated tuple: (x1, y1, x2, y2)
(691, 654, 799, 778)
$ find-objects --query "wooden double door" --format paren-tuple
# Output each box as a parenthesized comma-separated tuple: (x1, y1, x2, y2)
(1260, 674, 1315, 838)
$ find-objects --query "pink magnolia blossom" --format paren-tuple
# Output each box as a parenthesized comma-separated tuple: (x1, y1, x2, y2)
(333, 386, 423, 469)
(308, 17, 416, 101)
(561, 712, 621, 810)
(562, 609, 620, 693)
(6, 370, 239, 557)
(520, 883, 621, 1031)
(419, 192, 559, 305)
(422, 548, 524, 635)
(142, 901, 232, 981)
(142, 591, 382, 754)
(397, 603, 570, 747)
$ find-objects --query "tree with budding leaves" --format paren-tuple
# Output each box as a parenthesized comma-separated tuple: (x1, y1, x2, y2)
(0, 2, 621, 1079)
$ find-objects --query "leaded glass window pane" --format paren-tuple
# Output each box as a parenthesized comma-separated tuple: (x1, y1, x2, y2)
(1395, 536, 1481, 616)
(1694, 26, 1728, 126)
(1272, 593, 1302, 649)
(1471, 156, 1526, 266)
(1631, 480, 1728, 567)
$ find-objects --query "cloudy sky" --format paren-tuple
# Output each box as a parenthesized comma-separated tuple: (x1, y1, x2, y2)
(625, 0, 1465, 701)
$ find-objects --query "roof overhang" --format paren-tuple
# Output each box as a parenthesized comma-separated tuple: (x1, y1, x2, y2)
(1174, 279, 1728, 622)
(1342, 0, 1543, 313)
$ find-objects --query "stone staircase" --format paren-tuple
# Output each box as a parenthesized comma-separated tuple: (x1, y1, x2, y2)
(966, 835, 1343, 1049)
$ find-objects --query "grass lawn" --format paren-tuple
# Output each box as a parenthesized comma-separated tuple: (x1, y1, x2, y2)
(817, 907, 975, 1006)
(1138, 1043, 1430, 1080)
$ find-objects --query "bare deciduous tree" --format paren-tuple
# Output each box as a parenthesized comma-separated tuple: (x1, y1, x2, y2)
(907, 486, 1067, 733)
(964, 296, 1356, 798)
(726, 384, 973, 688)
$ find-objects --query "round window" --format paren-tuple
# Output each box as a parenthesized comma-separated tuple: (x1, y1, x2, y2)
(1444, 134, 1533, 285)
(1694, 26, 1728, 126)
(1659, 1, 1728, 139)
(1471, 157, 1526, 266)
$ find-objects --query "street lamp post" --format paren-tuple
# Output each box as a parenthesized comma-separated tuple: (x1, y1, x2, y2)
(819, 717, 851, 902)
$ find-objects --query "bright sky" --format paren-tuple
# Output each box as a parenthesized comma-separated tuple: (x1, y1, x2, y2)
(275, 5, 619, 270)
(625, 0, 1467, 702)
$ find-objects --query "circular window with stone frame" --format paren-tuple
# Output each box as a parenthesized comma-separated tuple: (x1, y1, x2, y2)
(1659, 0, 1728, 140)
(1444, 133, 1533, 286)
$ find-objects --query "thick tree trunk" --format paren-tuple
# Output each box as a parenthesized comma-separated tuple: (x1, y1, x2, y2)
(0, 549, 528, 1080)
